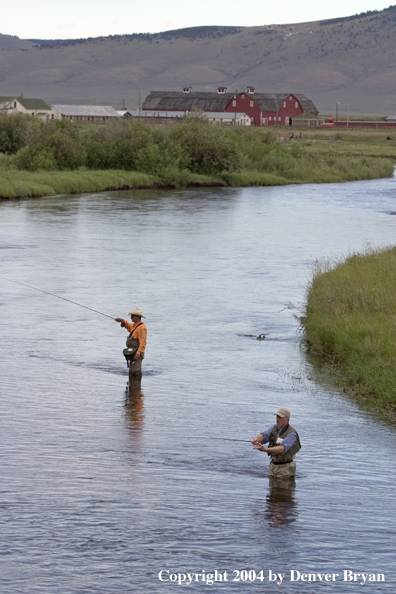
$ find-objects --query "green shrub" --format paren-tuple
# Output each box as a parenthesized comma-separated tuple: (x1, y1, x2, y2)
(0, 113, 37, 154)
(171, 119, 242, 174)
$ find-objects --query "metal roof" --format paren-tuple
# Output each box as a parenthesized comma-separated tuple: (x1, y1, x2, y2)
(52, 105, 120, 117)
(253, 93, 319, 115)
(142, 91, 235, 112)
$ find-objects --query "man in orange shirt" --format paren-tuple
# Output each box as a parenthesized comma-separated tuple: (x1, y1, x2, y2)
(115, 308, 147, 376)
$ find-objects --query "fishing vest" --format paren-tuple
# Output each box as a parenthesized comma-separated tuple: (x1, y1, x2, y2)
(123, 322, 145, 362)
(268, 424, 301, 464)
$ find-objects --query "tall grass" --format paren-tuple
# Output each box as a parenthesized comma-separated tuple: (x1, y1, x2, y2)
(0, 170, 156, 199)
(302, 247, 396, 418)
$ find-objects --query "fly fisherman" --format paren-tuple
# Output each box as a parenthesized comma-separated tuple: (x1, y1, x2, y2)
(252, 408, 301, 479)
(115, 308, 147, 376)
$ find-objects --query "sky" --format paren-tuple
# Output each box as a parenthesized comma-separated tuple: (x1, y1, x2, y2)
(2, 0, 393, 40)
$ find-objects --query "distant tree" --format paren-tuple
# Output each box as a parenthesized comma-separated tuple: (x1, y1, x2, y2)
(0, 113, 34, 154)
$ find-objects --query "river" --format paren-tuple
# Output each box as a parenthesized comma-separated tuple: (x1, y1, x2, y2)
(1, 176, 396, 593)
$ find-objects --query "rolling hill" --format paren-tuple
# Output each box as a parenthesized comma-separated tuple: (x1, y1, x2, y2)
(1, 7, 396, 115)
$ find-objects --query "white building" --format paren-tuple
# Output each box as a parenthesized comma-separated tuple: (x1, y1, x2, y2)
(0, 95, 54, 120)
(52, 105, 120, 123)
(124, 110, 251, 126)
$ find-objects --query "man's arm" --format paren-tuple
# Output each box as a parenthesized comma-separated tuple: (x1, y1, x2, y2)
(115, 318, 133, 331)
(252, 426, 274, 446)
(252, 433, 264, 445)
(254, 432, 296, 454)
(253, 443, 285, 454)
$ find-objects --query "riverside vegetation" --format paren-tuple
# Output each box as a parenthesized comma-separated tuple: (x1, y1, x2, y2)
(0, 112, 394, 199)
(302, 247, 396, 419)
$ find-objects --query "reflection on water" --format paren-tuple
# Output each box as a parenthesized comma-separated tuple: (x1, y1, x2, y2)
(1, 178, 396, 592)
(265, 478, 297, 527)
(124, 377, 145, 440)
(253, 478, 297, 529)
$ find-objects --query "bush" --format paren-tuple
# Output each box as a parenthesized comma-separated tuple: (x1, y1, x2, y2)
(171, 119, 242, 174)
(0, 113, 37, 154)
(134, 139, 189, 174)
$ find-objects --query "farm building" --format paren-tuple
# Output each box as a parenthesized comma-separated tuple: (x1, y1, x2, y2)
(142, 88, 319, 127)
(123, 110, 251, 126)
(0, 95, 54, 120)
(52, 105, 120, 123)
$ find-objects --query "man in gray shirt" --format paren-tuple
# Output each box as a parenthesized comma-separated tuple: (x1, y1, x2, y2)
(252, 408, 301, 479)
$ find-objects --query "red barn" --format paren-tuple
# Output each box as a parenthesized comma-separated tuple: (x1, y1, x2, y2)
(224, 88, 319, 126)
(142, 88, 319, 126)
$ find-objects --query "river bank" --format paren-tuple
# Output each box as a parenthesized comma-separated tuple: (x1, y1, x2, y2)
(302, 246, 396, 419)
(0, 158, 393, 200)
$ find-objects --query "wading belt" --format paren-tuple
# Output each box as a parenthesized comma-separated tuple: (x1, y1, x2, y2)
(272, 460, 292, 465)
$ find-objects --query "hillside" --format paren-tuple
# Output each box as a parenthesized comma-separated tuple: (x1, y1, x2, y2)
(1, 7, 396, 114)
(0, 34, 37, 50)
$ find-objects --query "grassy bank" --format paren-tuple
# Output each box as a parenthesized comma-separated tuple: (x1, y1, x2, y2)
(302, 247, 396, 418)
(0, 154, 393, 200)
(0, 159, 392, 199)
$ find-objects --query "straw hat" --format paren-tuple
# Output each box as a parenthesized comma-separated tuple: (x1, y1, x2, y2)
(276, 408, 290, 418)
(127, 308, 145, 318)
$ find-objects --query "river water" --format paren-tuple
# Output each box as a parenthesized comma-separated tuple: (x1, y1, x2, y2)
(1, 176, 396, 593)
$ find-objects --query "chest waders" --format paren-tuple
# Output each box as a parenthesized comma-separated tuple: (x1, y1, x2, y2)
(123, 322, 143, 368)
(268, 424, 301, 464)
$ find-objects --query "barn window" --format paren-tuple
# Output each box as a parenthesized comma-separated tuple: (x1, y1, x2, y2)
(242, 94, 245, 99)
(289, 96, 292, 100)
(269, 117, 272, 121)
(232, 100, 236, 107)
(251, 117, 254, 122)
(283, 102, 286, 108)
(250, 101, 254, 107)
(295, 102, 298, 108)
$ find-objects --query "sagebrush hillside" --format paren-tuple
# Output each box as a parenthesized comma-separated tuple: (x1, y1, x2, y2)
(1, 6, 396, 114)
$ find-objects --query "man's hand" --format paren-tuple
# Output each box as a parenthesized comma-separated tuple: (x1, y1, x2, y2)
(133, 353, 141, 360)
(115, 318, 124, 323)
(254, 443, 267, 452)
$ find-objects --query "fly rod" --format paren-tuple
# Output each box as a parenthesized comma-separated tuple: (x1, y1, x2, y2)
(210, 438, 252, 443)
(2, 277, 115, 320)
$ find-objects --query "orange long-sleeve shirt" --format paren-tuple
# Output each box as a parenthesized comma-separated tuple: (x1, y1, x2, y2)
(122, 320, 147, 356)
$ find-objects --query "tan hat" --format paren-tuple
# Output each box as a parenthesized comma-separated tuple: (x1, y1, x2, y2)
(127, 308, 145, 318)
(276, 408, 291, 418)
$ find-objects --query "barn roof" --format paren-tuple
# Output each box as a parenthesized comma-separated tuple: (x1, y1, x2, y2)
(52, 105, 120, 117)
(142, 91, 319, 115)
(142, 91, 235, 112)
(253, 93, 319, 115)
(294, 94, 319, 115)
